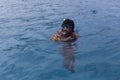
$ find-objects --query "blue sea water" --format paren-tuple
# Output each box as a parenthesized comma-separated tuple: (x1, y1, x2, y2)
(0, 0, 120, 80)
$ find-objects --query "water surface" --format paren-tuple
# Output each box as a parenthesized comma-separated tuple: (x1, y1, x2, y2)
(0, 0, 120, 80)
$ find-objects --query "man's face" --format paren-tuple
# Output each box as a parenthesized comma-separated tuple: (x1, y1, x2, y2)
(62, 27, 72, 32)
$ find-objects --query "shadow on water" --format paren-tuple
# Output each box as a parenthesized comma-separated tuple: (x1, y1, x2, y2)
(58, 42, 77, 73)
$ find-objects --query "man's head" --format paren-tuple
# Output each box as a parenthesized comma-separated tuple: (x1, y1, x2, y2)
(61, 19, 75, 32)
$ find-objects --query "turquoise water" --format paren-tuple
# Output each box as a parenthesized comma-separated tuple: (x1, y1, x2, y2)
(0, 0, 120, 80)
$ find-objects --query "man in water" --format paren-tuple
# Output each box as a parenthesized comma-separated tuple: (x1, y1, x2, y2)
(51, 19, 79, 72)
(51, 19, 78, 42)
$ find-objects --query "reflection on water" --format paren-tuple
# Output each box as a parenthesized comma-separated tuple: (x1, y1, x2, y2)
(59, 42, 77, 73)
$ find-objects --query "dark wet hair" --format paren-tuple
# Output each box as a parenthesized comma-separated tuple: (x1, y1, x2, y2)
(61, 19, 75, 32)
